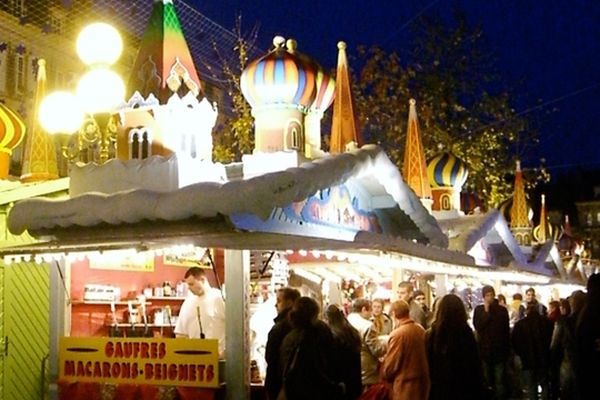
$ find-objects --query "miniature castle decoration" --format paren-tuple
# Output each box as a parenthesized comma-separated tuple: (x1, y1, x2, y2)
(20, 59, 59, 182)
(69, 0, 223, 195)
(509, 160, 533, 245)
(240, 36, 335, 177)
(330, 41, 362, 153)
(0, 102, 25, 179)
(402, 99, 433, 212)
(117, 0, 217, 162)
(427, 151, 468, 214)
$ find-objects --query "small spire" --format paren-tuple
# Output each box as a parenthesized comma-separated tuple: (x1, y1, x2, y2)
(20, 58, 58, 182)
(510, 159, 529, 229)
(533, 194, 550, 243)
(402, 98, 432, 199)
(330, 40, 362, 154)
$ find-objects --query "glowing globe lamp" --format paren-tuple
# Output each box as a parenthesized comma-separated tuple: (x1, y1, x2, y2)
(76, 68, 125, 114)
(76, 22, 123, 66)
(39, 91, 84, 134)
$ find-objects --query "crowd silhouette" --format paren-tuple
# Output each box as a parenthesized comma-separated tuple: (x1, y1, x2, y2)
(263, 273, 600, 400)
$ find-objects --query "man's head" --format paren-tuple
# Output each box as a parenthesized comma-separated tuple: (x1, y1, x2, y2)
(525, 287, 536, 303)
(397, 281, 414, 302)
(276, 287, 300, 314)
(352, 298, 372, 319)
(389, 300, 410, 321)
(513, 293, 523, 301)
(482, 285, 495, 305)
(184, 267, 209, 297)
(371, 298, 385, 317)
(413, 290, 426, 306)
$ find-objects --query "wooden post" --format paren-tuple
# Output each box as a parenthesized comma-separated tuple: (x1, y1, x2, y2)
(224, 249, 251, 400)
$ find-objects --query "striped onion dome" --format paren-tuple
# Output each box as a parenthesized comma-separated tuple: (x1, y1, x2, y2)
(0, 102, 26, 156)
(241, 36, 317, 111)
(309, 64, 335, 113)
(427, 152, 468, 188)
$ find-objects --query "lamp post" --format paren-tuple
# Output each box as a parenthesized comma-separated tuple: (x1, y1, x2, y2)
(39, 22, 125, 164)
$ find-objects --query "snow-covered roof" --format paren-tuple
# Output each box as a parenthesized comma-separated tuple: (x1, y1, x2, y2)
(438, 209, 565, 277)
(8, 145, 448, 248)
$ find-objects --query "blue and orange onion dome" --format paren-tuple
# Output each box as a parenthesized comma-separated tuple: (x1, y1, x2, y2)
(241, 36, 319, 111)
(427, 152, 469, 188)
(0, 102, 26, 179)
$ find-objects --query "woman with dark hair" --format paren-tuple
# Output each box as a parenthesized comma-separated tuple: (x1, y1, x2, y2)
(279, 297, 343, 400)
(426, 294, 485, 400)
(324, 304, 362, 400)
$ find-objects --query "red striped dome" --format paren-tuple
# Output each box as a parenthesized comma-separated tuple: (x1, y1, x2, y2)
(241, 37, 317, 110)
(0, 102, 26, 178)
(309, 65, 335, 113)
(0, 103, 25, 154)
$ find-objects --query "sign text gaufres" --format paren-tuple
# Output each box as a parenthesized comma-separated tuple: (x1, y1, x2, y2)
(59, 337, 219, 388)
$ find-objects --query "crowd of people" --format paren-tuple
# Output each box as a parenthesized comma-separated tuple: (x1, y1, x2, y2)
(263, 273, 600, 400)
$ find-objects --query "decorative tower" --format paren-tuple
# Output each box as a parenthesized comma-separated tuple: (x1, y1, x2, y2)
(509, 160, 533, 245)
(241, 37, 316, 154)
(330, 41, 362, 153)
(117, 0, 217, 161)
(0, 102, 25, 179)
(427, 152, 468, 215)
(402, 99, 432, 211)
(69, 0, 223, 195)
(241, 36, 333, 177)
(20, 59, 59, 182)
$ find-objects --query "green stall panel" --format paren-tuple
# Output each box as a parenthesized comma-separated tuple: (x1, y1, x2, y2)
(2, 261, 50, 400)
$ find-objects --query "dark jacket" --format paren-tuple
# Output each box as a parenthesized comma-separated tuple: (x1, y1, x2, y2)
(473, 300, 510, 363)
(330, 329, 362, 400)
(280, 321, 342, 400)
(265, 308, 293, 400)
(512, 311, 553, 370)
(426, 324, 485, 400)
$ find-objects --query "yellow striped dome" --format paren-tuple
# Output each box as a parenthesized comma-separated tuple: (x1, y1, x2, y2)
(427, 152, 468, 188)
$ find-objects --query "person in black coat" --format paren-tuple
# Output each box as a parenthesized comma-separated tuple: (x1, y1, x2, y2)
(512, 303, 554, 400)
(279, 297, 343, 400)
(426, 294, 485, 400)
(264, 287, 300, 400)
(574, 273, 600, 400)
(324, 304, 362, 400)
(473, 285, 510, 399)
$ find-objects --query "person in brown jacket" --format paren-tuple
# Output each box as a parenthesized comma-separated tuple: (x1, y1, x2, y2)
(381, 300, 430, 400)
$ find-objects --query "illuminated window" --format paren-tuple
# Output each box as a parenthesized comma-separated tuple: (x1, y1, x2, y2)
(286, 121, 303, 150)
(441, 194, 451, 210)
(129, 128, 152, 159)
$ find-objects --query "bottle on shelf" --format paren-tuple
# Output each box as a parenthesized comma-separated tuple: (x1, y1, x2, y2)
(163, 281, 173, 297)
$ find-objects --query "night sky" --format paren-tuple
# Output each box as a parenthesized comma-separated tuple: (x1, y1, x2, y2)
(190, 0, 600, 175)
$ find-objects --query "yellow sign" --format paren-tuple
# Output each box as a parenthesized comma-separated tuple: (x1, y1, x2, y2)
(59, 337, 219, 388)
(88, 250, 154, 272)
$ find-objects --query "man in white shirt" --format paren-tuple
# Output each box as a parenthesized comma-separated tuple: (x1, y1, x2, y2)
(175, 267, 226, 357)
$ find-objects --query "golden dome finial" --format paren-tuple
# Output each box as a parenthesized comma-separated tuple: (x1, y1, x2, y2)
(337, 41, 347, 50)
(286, 38, 297, 53)
(409, 98, 416, 106)
(273, 36, 286, 49)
